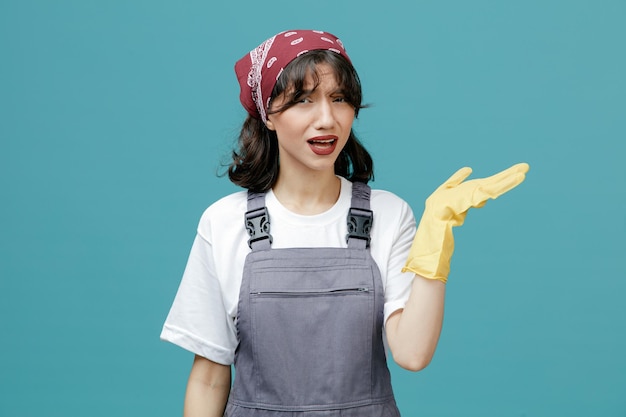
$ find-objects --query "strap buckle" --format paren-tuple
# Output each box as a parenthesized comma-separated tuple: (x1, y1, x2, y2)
(346, 207, 373, 248)
(245, 207, 273, 249)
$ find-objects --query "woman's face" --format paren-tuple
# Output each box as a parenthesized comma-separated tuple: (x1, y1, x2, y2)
(266, 63, 355, 177)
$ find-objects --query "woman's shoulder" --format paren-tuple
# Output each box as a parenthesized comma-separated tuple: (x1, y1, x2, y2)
(369, 187, 412, 212)
(197, 190, 249, 234)
(205, 190, 249, 214)
(367, 186, 416, 230)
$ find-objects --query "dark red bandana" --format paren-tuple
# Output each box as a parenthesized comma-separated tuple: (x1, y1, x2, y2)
(235, 29, 352, 123)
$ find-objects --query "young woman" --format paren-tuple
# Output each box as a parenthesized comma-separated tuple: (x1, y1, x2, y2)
(161, 29, 529, 417)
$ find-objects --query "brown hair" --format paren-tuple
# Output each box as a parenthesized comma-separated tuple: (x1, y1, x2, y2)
(227, 50, 373, 192)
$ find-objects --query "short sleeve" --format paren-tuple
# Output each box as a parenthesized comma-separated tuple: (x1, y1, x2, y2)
(160, 233, 238, 365)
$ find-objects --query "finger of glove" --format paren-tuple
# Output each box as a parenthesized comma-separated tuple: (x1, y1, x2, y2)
(439, 167, 472, 190)
(471, 172, 527, 205)
(479, 162, 529, 186)
(467, 163, 528, 199)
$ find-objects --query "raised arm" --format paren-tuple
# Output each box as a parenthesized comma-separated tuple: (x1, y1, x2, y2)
(386, 275, 446, 371)
(386, 163, 529, 371)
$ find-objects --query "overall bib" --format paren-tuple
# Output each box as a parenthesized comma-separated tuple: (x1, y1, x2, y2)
(225, 182, 401, 417)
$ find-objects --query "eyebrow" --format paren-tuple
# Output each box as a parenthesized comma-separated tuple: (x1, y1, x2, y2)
(296, 86, 345, 97)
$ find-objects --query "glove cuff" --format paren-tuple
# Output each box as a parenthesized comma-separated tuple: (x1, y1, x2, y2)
(402, 214, 454, 283)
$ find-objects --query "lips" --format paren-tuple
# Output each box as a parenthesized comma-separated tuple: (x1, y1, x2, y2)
(307, 135, 338, 155)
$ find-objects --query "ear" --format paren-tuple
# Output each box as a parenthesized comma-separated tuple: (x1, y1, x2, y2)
(265, 118, 276, 131)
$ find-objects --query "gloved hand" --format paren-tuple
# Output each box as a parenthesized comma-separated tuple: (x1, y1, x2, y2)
(402, 163, 530, 283)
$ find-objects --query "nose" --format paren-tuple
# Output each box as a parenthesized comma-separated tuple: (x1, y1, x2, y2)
(312, 99, 336, 130)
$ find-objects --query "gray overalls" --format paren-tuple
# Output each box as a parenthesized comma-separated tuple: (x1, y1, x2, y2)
(225, 182, 401, 417)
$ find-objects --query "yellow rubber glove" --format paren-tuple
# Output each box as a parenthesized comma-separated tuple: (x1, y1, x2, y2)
(402, 163, 530, 283)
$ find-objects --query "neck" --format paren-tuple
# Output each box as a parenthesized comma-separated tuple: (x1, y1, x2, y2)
(272, 171, 341, 215)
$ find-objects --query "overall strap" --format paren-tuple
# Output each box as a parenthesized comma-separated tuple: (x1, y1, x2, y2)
(245, 191, 272, 251)
(347, 181, 373, 250)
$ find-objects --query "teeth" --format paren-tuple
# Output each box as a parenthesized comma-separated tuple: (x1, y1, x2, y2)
(310, 139, 335, 144)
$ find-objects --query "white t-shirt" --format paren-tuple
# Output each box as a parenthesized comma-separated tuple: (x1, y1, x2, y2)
(161, 177, 416, 365)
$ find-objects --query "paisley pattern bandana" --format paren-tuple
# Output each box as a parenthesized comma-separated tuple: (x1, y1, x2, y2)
(234, 30, 352, 123)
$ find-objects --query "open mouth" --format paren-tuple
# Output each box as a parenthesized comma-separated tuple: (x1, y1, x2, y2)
(307, 136, 339, 155)
(307, 138, 337, 146)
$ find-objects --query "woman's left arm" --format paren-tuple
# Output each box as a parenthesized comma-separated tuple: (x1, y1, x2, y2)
(385, 275, 446, 371)
(386, 163, 529, 372)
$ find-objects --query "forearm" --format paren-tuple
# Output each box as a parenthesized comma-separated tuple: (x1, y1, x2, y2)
(386, 275, 446, 371)
(184, 355, 231, 417)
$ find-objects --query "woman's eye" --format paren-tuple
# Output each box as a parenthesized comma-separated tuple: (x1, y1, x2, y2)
(333, 97, 347, 103)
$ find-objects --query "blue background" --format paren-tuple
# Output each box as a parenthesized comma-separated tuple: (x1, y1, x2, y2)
(1, 0, 625, 416)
